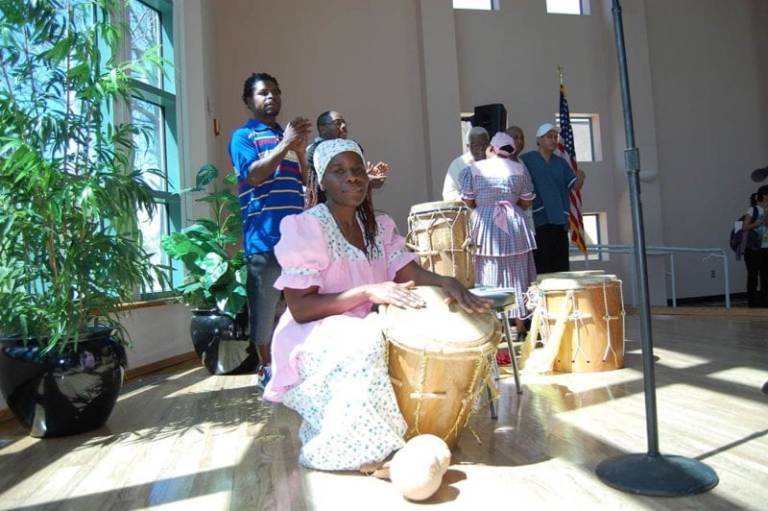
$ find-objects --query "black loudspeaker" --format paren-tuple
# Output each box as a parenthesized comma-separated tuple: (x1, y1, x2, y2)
(472, 103, 507, 138)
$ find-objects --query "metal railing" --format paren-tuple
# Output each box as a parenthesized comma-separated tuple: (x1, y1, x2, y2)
(569, 244, 731, 308)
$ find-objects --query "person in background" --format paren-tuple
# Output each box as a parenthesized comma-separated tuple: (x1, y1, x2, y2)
(505, 126, 525, 162)
(459, 131, 537, 340)
(304, 111, 389, 207)
(743, 187, 768, 307)
(442, 127, 490, 202)
(520, 123, 585, 274)
(228, 72, 312, 388)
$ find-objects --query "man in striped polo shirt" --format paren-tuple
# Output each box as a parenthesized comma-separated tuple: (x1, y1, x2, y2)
(228, 72, 311, 388)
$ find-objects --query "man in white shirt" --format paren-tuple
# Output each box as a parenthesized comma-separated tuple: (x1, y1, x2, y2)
(442, 127, 489, 201)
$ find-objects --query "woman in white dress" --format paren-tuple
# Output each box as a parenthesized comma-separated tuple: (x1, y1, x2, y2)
(263, 139, 490, 471)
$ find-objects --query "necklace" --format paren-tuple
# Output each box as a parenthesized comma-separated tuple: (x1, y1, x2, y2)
(327, 205, 365, 252)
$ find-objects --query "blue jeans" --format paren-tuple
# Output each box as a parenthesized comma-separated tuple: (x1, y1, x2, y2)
(245, 251, 283, 346)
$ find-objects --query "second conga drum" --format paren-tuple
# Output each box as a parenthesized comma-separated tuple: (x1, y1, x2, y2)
(381, 286, 499, 448)
(406, 201, 474, 288)
(538, 275, 625, 373)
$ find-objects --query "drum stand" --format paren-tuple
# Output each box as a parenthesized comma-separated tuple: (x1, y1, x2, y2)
(472, 289, 522, 421)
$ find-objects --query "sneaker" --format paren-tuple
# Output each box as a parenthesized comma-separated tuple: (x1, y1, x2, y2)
(255, 364, 272, 390)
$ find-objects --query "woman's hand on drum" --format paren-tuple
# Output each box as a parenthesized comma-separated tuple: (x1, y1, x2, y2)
(365, 280, 427, 309)
(440, 278, 492, 314)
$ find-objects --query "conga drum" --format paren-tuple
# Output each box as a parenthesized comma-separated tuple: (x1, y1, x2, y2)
(406, 201, 474, 288)
(382, 286, 499, 448)
(538, 274, 625, 373)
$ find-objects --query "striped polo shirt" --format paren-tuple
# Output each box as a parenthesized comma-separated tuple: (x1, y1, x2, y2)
(228, 118, 304, 254)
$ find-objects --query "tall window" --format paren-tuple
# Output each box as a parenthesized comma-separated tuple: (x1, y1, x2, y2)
(546, 0, 590, 15)
(453, 0, 498, 11)
(556, 113, 601, 163)
(125, 0, 181, 296)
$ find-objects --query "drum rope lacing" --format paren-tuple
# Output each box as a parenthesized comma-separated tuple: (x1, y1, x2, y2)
(527, 286, 586, 356)
(405, 338, 497, 446)
(601, 281, 623, 362)
(527, 281, 627, 364)
(406, 207, 474, 284)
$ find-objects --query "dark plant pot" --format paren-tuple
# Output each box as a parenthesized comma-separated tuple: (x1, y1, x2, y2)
(190, 309, 258, 375)
(0, 326, 127, 438)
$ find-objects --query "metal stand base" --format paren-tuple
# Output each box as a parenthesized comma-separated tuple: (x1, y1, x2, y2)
(596, 453, 718, 497)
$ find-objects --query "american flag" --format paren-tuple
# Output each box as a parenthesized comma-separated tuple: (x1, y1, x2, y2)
(555, 83, 587, 253)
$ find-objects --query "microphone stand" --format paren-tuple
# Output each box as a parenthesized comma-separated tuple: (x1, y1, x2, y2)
(595, 0, 719, 496)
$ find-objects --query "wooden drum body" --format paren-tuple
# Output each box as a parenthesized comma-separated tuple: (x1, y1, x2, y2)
(406, 201, 474, 288)
(539, 275, 625, 373)
(382, 287, 499, 448)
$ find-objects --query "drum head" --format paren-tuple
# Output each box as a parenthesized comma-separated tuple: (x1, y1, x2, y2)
(536, 270, 605, 282)
(381, 286, 496, 350)
(409, 200, 467, 216)
(538, 274, 620, 291)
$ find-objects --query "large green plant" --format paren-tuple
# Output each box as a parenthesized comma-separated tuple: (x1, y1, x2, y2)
(161, 164, 247, 318)
(0, 0, 166, 351)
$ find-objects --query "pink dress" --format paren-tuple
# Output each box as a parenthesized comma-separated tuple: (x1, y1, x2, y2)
(263, 203, 417, 470)
(459, 157, 537, 319)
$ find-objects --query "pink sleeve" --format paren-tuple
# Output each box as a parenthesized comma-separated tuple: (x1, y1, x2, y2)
(378, 214, 418, 280)
(273, 213, 330, 290)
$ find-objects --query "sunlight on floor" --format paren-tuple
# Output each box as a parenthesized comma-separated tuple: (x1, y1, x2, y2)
(708, 367, 768, 388)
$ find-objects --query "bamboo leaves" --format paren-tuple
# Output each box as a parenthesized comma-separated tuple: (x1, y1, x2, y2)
(0, 0, 165, 350)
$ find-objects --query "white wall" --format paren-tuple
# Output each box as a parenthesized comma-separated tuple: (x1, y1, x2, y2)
(453, 0, 667, 303)
(208, 0, 433, 229)
(204, 0, 768, 303)
(645, 0, 768, 298)
(453, 0, 768, 302)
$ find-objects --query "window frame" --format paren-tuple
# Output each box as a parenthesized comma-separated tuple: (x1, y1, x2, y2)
(121, 0, 182, 299)
(555, 112, 602, 163)
(546, 0, 591, 16)
(452, 0, 499, 11)
(570, 211, 609, 262)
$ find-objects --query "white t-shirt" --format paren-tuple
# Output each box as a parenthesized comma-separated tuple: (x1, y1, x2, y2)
(442, 152, 474, 201)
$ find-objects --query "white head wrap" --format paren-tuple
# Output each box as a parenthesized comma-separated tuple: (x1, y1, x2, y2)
(312, 138, 365, 184)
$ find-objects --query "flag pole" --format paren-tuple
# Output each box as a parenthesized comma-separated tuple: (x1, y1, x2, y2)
(556, 66, 587, 253)
(595, 0, 718, 496)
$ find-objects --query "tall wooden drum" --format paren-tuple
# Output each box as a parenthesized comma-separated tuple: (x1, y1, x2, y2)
(538, 274, 625, 373)
(382, 286, 499, 448)
(406, 201, 474, 288)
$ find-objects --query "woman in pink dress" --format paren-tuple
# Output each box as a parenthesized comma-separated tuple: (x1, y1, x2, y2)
(263, 139, 490, 471)
(459, 131, 537, 340)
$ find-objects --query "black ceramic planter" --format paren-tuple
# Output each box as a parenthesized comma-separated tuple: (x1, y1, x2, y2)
(190, 309, 258, 375)
(0, 326, 127, 438)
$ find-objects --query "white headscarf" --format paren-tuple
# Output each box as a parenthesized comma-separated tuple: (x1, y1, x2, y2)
(312, 138, 365, 184)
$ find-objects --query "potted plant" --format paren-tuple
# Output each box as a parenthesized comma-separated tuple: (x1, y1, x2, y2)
(161, 164, 257, 375)
(0, 0, 166, 437)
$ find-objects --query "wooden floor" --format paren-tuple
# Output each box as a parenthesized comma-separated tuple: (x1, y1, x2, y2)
(1, 313, 767, 510)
